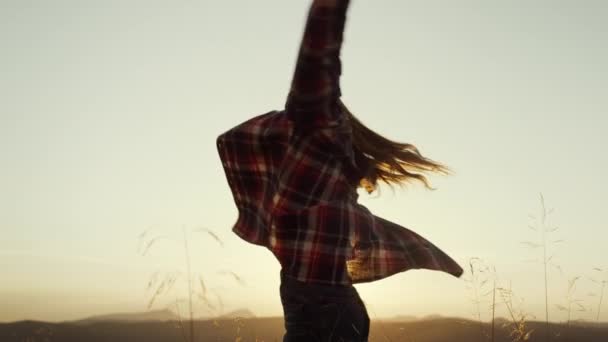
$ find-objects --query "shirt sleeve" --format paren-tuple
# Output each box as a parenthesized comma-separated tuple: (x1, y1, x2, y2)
(285, 0, 351, 129)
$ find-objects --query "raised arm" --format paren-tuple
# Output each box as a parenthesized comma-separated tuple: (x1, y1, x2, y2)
(285, 0, 351, 128)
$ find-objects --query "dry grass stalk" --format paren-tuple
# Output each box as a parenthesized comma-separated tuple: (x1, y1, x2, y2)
(491, 278, 497, 342)
(555, 276, 587, 339)
(464, 257, 496, 341)
(497, 284, 534, 341)
(567, 277, 585, 322)
(194, 226, 225, 247)
(147, 272, 180, 310)
(173, 300, 189, 342)
(589, 267, 608, 322)
(182, 227, 195, 342)
(233, 317, 246, 341)
(523, 193, 562, 342)
(139, 225, 237, 342)
(218, 270, 247, 286)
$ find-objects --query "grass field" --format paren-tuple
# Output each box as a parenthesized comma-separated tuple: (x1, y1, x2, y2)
(2, 317, 608, 342)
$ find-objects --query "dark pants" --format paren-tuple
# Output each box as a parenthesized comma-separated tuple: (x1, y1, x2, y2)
(280, 271, 370, 342)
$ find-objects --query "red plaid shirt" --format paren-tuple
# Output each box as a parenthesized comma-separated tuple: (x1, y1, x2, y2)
(217, 0, 463, 285)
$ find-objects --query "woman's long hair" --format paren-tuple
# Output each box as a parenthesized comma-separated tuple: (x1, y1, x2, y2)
(339, 101, 450, 193)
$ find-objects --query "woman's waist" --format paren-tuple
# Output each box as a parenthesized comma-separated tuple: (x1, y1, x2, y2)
(279, 268, 358, 297)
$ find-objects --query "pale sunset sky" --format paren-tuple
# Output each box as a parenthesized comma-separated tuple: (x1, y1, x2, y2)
(1, 0, 607, 323)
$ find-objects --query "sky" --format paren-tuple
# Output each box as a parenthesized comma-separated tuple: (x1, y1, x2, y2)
(1, 0, 607, 323)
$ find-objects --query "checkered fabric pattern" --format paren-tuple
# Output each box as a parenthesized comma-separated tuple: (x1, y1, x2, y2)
(217, 0, 463, 284)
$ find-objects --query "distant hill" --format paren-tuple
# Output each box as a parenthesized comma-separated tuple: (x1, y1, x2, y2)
(382, 314, 466, 323)
(72, 308, 256, 324)
(382, 314, 418, 322)
(75, 309, 180, 323)
(1, 317, 607, 342)
(217, 308, 256, 319)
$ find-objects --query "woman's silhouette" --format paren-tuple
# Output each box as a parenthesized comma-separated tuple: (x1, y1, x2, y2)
(217, 0, 463, 340)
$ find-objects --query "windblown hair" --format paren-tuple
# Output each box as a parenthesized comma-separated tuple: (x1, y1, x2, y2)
(339, 102, 450, 193)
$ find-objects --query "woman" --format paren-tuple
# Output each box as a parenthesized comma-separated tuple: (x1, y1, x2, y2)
(217, 0, 463, 340)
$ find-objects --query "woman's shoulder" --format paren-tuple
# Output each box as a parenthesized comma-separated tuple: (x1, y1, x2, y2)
(217, 110, 290, 141)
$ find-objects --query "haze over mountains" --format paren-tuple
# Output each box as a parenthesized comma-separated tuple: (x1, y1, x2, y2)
(74, 308, 256, 324)
(68, 309, 443, 325)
